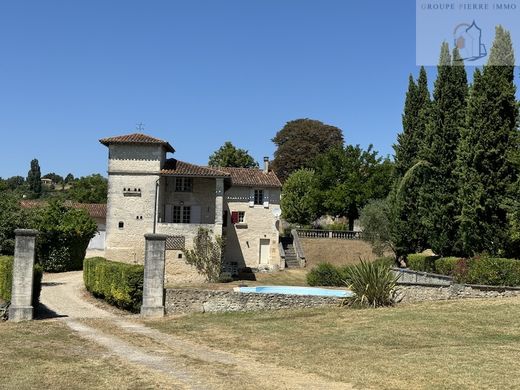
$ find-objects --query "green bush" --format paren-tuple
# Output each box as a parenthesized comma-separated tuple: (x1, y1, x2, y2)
(307, 263, 348, 287)
(465, 257, 520, 286)
(83, 257, 144, 312)
(407, 254, 439, 273)
(373, 256, 397, 268)
(0, 256, 43, 307)
(434, 257, 462, 276)
(344, 260, 399, 308)
(423, 256, 520, 286)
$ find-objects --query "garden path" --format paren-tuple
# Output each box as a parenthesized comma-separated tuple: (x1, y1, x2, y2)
(39, 271, 352, 389)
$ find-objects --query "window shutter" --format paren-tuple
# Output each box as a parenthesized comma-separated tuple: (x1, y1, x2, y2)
(231, 211, 239, 224)
(263, 189, 270, 208)
(249, 188, 254, 207)
(191, 205, 201, 224)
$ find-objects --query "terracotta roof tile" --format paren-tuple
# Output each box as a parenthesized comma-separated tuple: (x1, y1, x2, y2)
(20, 200, 107, 219)
(161, 159, 230, 177)
(99, 133, 175, 153)
(216, 167, 282, 188)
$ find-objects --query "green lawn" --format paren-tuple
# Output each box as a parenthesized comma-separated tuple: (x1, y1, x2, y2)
(148, 297, 520, 389)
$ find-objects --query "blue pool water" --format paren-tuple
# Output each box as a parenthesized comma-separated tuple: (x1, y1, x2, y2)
(235, 286, 353, 298)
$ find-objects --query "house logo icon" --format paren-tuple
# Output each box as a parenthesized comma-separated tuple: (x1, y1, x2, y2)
(453, 21, 487, 62)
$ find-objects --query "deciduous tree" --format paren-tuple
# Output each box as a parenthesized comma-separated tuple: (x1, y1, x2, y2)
(271, 119, 344, 182)
(208, 142, 258, 168)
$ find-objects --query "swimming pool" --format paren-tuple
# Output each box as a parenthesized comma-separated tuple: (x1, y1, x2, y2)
(234, 286, 353, 298)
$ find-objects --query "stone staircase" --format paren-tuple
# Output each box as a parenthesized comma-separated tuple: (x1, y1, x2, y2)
(281, 237, 300, 268)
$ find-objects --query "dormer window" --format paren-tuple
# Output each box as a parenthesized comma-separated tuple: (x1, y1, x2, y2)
(175, 177, 193, 192)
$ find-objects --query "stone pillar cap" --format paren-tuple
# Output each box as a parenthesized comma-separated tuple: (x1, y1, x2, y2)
(14, 229, 38, 237)
(144, 233, 168, 241)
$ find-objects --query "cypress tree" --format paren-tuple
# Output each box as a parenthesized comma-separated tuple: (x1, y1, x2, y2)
(457, 26, 518, 256)
(391, 67, 431, 256)
(27, 158, 42, 197)
(394, 67, 430, 177)
(419, 44, 467, 255)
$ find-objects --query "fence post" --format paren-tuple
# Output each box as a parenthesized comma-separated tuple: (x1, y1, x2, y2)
(141, 233, 168, 318)
(9, 229, 38, 322)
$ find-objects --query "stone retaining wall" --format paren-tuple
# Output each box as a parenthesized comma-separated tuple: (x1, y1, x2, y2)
(398, 284, 520, 303)
(164, 288, 341, 314)
(164, 283, 520, 315)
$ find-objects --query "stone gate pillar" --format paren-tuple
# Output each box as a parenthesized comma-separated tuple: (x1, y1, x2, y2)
(9, 229, 38, 322)
(141, 233, 167, 317)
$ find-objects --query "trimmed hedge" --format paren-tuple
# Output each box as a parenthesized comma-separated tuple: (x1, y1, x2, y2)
(307, 263, 348, 287)
(434, 257, 461, 277)
(406, 254, 520, 286)
(407, 254, 439, 273)
(83, 257, 144, 312)
(0, 256, 43, 307)
(465, 257, 520, 286)
(306, 257, 395, 287)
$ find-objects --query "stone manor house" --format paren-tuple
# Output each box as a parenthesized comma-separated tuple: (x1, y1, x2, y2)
(100, 133, 283, 284)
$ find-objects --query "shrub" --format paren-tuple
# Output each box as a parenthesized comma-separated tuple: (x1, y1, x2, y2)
(434, 257, 461, 276)
(307, 263, 348, 287)
(465, 257, 520, 286)
(184, 227, 225, 283)
(0, 256, 43, 307)
(407, 254, 438, 273)
(344, 260, 399, 308)
(373, 256, 397, 268)
(83, 257, 144, 312)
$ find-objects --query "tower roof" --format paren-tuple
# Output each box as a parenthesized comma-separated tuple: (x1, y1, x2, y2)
(99, 133, 175, 153)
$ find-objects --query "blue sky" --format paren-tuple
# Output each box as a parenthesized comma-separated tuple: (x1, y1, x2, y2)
(0, 0, 512, 178)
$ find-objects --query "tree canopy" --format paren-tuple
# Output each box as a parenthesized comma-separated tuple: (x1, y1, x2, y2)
(271, 119, 344, 182)
(208, 141, 258, 168)
(68, 174, 108, 203)
(281, 169, 320, 225)
(313, 145, 394, 230)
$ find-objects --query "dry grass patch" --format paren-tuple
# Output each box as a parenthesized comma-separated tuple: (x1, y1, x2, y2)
(0, 320, 174, 389)
(148, 297, 520, 389)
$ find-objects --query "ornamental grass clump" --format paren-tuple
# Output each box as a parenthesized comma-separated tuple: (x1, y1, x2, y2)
(344, 260, 399, 308)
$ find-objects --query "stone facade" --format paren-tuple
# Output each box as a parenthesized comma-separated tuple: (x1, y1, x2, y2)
(224, 186, 281, 271)
(165, 288, 341, 314)
(102, 134, 282, 284)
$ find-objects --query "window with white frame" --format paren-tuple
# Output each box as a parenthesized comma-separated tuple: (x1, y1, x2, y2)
(175, 177, 193, 192)
(238, 211, 245, 223)
(254, 189, 264, 205)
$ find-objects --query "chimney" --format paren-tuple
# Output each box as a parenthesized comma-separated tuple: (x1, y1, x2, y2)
(263, 157, 269, 173)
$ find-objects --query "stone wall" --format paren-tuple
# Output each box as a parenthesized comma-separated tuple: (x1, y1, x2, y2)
(398, 284, 520, 303)
(164, 288, 341, 314)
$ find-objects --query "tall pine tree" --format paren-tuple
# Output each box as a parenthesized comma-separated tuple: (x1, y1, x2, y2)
(457, 26, 518, 256)
(419, 44, 467, 255)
